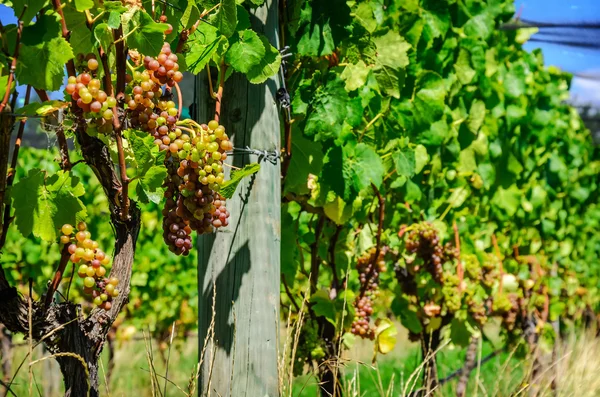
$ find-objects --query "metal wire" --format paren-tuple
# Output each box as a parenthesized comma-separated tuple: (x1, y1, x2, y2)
(226, 146, 280, 165)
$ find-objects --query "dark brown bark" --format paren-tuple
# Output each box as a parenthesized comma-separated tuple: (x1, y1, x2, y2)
(456, 337, 478, 397)
(0, 324, 12, 397)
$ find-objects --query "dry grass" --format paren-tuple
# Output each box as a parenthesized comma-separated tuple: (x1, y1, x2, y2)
(4, 320, 600, 397)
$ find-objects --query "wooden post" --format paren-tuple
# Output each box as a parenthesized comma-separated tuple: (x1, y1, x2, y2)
(195, 1, 281, 396)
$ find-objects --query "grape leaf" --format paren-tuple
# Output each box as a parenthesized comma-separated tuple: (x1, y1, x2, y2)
(185, 23, 221, 72)
(246, 35, 281, 84)
(373, 31, 411, 69)
(219, 163, 261, 199)
(284, 130, 323, 195)
(343, 143, 384, 192)
(340, 61, 370, 92)
(11, 169, 87, 242)
(124, 129, 159, 174)
(214, 0, 237, 37)
(305, 75, 350, 141)
(9, 0, 47, 25)
(74, 0, 93, 11)
(125, 11, 169, 57)
(374, 319, 397, 355)
(136, 165, 167, 204)
(0, 76, 15, 103)
(414, 144, 429, 173)
(63, 4, 95, 55)
(225, 29, 265, 74)
(94, 23, 114, 52)
(16, 37, 74, 91)
(16, 100, 68, 116)
(393, 147, 416, 178)
(311, 290, 336, 326)
(413, 71, 447, 125)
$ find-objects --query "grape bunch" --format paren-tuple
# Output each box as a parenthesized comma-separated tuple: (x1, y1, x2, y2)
(492, 292, 520, 331)
(64, 55, 118, 134)
(60, 222, 119, 310)
(160, 121, 232, 255)
(405, 223, 452, 284)
(351, 247, 388, 340)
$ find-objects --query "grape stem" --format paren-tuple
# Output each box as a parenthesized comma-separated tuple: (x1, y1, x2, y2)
(0, 8, 25, 113)
(206, 64, 218, 99)
(214, 61, 227, 122)
(0, 85, 32, 249)
(174, 82, 183, 118)
(492, 234, 504, 294)
(453, 220, 464, 291)
(43, 244, 72, 310)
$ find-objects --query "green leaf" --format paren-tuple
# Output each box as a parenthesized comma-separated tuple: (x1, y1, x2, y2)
(125, 11, 169, 57)
(414, 71, 447, 125)
(454, 48, 476, 85)
(374, 319, 397, 355)
(373, 31, 411, 69)
(492, 185, 521, 217)
(0, 76, 16, 103)
(137, 166, 167, 204)
(74, 0, 94, 11)
(16, 37, 74, 91)
(219, 163, 261, 199)
(311, 290, 336, 326)
(11, 169, 87, 242)
(225, 29, 265, 74)
(284, 131, 323, 195)
(343, 143, 384, 192)
(16, 100, 68, 116)
(94, 23, 113, 52)
(185, 23, 221, 72)
(373, 65, 405, 99)
(340, 61, 370, 92)
(124, 129, 157, 173)
(468, 100, 486, 134)
(414, 144, 429, 173)
(214, 0, 237, 37)
(305, 75, 350, 141)
(63, 4, 95, 55)
(393, 147, 416, 178)
(246, 35, 281, 84)
(10, 0, 48, 25)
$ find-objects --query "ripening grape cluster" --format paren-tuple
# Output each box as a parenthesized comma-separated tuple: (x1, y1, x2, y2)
(405, 223, 453, 284)
(351, 247, 388, 340)
(60, 222, 119, 310)
(65, 55, 118, 134)
(161, 120, 232, 255)
(493, 293, 520, 331)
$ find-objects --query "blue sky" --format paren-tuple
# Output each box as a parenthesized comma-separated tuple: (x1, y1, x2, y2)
(515, 0, 600, 104)
(1, 1, 599, 103)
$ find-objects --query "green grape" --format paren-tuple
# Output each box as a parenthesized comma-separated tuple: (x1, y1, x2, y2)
(84, 277, 96, 288)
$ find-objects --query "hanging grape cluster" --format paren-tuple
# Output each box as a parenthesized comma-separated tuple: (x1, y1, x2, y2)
(351, 247, 388, 340)
(404, 223, 455, 284)
(60, 222, 119, 310)
(123, 42, 234, 255)
(64, 55, 118, 134)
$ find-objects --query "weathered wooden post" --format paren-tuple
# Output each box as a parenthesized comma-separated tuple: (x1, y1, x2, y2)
(195, 1, 281, 396)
